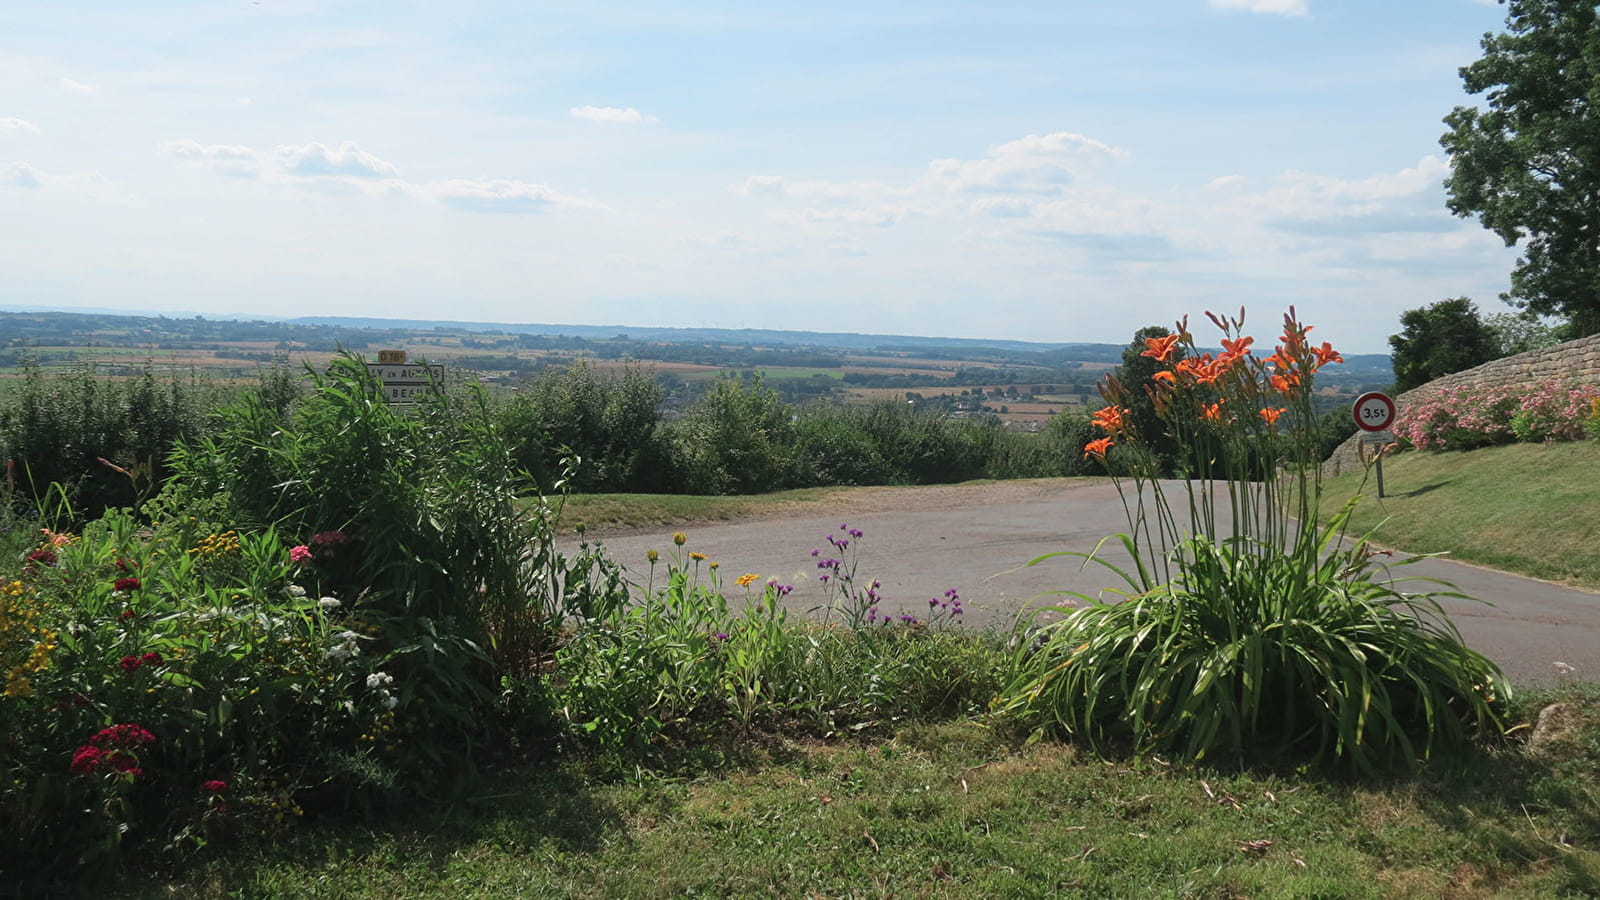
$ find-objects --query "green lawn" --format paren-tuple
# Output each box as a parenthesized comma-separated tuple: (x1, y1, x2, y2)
(1322, 442, 1600, 589)
(110, 693, 1600, 899)
(547, 486, 855, 533)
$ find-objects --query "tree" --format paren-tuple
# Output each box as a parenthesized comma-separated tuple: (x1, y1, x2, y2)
(1388, 297, 1500, 392)
(1484, 310, 1572, 355)
(1112, 325, 1183, 470)
(1441, 0, 1600, 336)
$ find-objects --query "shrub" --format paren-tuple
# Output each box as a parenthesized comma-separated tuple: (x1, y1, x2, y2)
(497, 363, 671, 493)
(1, 511, 380, 876)
(996, 308, 1507, 771)
(0, 364, 230, 521)
(1396, 379, 1598, 450)
(666, 374, 803, 494)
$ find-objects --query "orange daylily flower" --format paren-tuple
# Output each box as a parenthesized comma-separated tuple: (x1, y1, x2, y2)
(1090, 405, 1128, 435)
(1259, 407, 1285, 426)
(1083, 437, 1114, 460)
(1152, 370, 1177, 386)
(1219, 336, 1254, 359)
(1312, 341, 1343, 367)
(1201, 401, 1226, 424)
(1141, 333, 1182, 363)
(1270, 371, 1301, 396)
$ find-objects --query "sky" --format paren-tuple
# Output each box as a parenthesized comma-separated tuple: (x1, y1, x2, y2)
(0, 0, 1527, 352)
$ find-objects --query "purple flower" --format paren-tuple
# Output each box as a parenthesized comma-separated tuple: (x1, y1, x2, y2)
(712, 632, 729, 642)
(819, 574, 830, 583)
(811, 549, 820, 557)
(928, 597, 939, 608)
(849, 528, 863, 539)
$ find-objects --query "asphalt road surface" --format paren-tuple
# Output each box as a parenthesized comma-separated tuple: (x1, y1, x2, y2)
(580, 479, 1599, 688)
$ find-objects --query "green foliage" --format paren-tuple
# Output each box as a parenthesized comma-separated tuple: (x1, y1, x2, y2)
(999, 525, 1506, 771)
(1000, 308, 1508, 770)
(1108, 326, 1184, 473)
(1485, 310, 1572, 356)
(667, 374, 803, 494)
(548, 532, 1002, 758)
(496, 363, 670, 493)
(1442, 0, 1600, 335)
(0, 364, 227, 521)
(1, 511, 384, 877)
(1388, 297, 1500, 392)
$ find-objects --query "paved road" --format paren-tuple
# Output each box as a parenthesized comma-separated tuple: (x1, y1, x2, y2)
(580, 479, 1599, 688)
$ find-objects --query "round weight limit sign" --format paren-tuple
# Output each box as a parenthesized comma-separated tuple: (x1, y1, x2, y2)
(1352, 391, 1396, 432)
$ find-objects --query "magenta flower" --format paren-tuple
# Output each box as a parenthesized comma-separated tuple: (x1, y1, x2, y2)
(289, 545, 313, 566)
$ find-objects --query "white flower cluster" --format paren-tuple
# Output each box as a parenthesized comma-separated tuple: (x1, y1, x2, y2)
(325, 629, 363, 661)
(366, 670, 399, 709)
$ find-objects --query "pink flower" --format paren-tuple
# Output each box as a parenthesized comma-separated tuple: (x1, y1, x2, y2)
(289, 545, 313, 566)
(201, 779, 228, 794)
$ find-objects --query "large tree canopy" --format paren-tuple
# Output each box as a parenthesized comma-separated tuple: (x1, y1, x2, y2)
(1388, 297, 1501, 392)
(1441, 0, 1600, 336)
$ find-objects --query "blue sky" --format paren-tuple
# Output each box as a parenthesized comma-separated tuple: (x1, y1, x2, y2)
(0, 0, 1522, 351)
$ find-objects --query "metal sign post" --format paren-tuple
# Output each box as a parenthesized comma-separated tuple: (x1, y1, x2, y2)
(366, 350, 444, 407)
(1352, 391, 1397, 499)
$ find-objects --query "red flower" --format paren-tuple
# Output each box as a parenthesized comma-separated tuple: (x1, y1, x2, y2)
(119, 656, 143, 673)
(113, 577, 140, 592)
(70, 746, 103, 774)
(91, 723, 155, 748)
(201, 779, 228, 794)
(118, 609, 136, 622)
(140, 651, 164, 668)
(25, 549, 56, 567)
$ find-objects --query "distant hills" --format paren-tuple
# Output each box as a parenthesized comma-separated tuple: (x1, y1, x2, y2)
(0, 307, 1394, 380)
(287, 316, 1100, 355)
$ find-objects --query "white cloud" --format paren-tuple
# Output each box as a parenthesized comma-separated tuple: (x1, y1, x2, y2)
(925, 131, 1127, 195)
(738, 174, 788, 195)
(1, 162, 41, 188)
(1209, 0, 1309, 15)
(161, 139, 264, 177)
(275, 141, 400, 179)
(59, 77, 98, 94)
(425, 178, 591, 214)
(1203, 174, 1246, 191)
(782, 207, 901, 227)
(1240, 155, 1449, 222)
(570, 105, 659, 124)
(0, 117, 40, 133)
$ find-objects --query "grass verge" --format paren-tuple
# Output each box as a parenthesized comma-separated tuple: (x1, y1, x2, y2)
(1322, 442, 1600, 590)
(105, 687, 1600, 899)
(546, 487, 854, 533)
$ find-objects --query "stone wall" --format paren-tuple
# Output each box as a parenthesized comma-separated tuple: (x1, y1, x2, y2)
(1323, 332, 1600, 476)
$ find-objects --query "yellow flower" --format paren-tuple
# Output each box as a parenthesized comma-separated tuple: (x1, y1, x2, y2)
(689, 552, 707, 561)
(646, 549, 659, 562)
(672, 532, 687, 546)
(709, 561, 719, 570)
(735, 573, 759, 587)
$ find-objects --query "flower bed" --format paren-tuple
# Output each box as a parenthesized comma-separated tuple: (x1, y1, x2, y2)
(1396, 378, 1599, 450)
